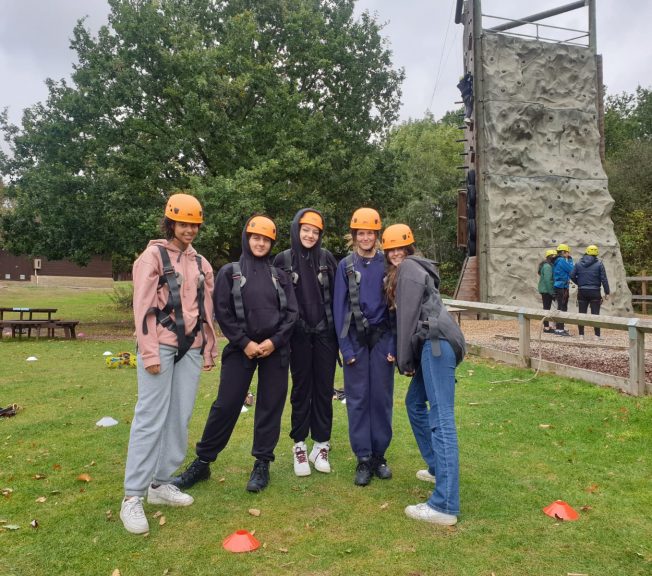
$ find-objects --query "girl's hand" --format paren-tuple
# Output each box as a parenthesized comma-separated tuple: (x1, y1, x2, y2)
(202, 364, 214, 372)
(146, 364, 161, 375)
(346, 357, 356, 365)
(404, 370, 415, 377)
(386, 353, 395, 363)
(244, 341, 260, 359)
(257, 339, 275, 358)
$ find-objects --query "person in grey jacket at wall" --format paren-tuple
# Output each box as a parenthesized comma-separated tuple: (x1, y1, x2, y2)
(571, 245, 610, 340)
(382, 224, 466, 527)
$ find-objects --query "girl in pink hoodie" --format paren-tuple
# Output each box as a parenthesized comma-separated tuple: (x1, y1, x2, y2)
(120, 193, 217, 535)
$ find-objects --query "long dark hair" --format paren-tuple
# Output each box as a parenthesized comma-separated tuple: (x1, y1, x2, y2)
(384, 245, 415, 310)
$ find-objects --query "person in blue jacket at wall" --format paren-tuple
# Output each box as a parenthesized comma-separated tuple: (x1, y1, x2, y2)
(553, 243, 574, 336)
(571, 244, 610, 340)
(333, 207, 396, 487)
(273, 209, 339, 477)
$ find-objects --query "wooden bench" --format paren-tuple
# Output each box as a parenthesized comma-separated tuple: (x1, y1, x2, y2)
(0, 320, 79, 339)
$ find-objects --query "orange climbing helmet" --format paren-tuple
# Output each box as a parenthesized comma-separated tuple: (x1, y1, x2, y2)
(299, 211, 323, 231)
(350, 208, 381, 231)
(382, 224, 415, 250)
(165, 193, 204, 224)
(246, 215, 277, 240)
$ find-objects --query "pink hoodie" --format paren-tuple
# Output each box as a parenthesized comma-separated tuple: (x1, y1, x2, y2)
(132, 239, 218, 369)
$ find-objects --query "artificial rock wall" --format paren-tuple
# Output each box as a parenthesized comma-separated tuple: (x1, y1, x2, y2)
(479, 33, 632, 314)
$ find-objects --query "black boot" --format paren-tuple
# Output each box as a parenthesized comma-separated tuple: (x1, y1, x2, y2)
(246, 460, 270, 493)
(170, 458, 211, 489)
(354, 457, 372, 486)
(372, 455, 392, 480)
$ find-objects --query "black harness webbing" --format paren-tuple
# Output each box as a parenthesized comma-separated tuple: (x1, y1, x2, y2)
(230, 262, 287, 330)
(278, 248, 334, 333)
(142, 245, 206, 363)
(340, 253, 368, 339)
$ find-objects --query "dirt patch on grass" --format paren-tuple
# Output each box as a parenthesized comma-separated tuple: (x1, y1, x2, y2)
(461, 319, 652, 383)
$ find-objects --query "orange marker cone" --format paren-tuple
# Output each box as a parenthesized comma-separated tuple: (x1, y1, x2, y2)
(543, 500, 579, 521)
(222, 530, 260, 553)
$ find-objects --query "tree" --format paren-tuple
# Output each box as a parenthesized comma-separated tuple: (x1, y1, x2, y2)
(0, 0, 404, 265)
(384, 113, 464, 292)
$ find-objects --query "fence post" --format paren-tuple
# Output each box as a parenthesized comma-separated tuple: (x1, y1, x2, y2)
(642, 270, 647, 315)
(518, 310, 531, 368)
(628, 320, 645, 396)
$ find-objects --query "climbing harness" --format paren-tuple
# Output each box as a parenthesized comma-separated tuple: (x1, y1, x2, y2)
(142, 245, 207, 363)
(230, 262, 287, 329)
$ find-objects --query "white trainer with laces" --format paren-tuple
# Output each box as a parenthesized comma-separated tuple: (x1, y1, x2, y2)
(416, 469, 436, 483)
(405, 503, 457, 525)
(120, 496, 149, 534)
(293, 442, 311, 476)
(147, 483, 194, 507)
(309, 441, 331, 474)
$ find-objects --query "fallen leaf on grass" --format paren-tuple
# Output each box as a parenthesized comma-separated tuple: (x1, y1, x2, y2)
(105, 510, 114, 521)
(218, 477, 226, 483)
(539, 424, 552, 429)
(152, 511, 163, 518)
(111, 570, 121, 576)
(159, 516, 166, 526)
(585, 483, 599, 493)
(35, 496, 47, 503)
(33, 474, 47, 480)
(248, 508, 261, 517)
(77, 473, 92, 483)
(85, 461, 97, 468)
(278, 547, 288, 553)
(379, 502, 389, 510)
(50, 490, 61, 495)
(1, 487, 13, 496)
(468, 402, 480, 406)
(52, 464, 62, 471)
(30, 519, 38, 529)
(250, 530, 256, 536)
(580, 505, 593, 512)
(3, 524, 20, 530)
(566, 573, 588, 576)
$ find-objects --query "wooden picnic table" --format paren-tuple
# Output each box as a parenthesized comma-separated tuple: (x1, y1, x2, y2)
(0, 307, 78, 339)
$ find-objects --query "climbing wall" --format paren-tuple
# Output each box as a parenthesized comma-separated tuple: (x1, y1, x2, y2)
(478, 32, 632, 314)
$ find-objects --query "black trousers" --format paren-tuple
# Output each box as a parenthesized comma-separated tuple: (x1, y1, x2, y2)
(288, 328, 338, 443)
(554, 287, 569, 330)
(195, 342, 289, 462)
(540, 293, 554, 327)
(577, 289, 602, 336)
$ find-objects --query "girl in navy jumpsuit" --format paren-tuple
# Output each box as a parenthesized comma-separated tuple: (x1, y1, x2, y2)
(274, 209, 339, 476)
(333, 208, 395, 486)
(172, 216, 298, 493)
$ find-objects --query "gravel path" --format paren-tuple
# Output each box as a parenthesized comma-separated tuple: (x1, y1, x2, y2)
(461, 319, 652, 383)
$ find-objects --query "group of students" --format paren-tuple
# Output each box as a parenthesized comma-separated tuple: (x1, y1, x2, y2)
(537, 243, 611, 338)
(120, 193, 466, 535)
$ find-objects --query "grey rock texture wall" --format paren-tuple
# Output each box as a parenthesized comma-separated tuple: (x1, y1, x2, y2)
(480, 33, 632, 314)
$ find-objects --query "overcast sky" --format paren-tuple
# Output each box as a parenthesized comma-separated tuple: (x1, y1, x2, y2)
(1, 0, 651, 131)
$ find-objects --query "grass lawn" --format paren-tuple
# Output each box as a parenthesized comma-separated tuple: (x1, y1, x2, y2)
(0, 286, 651, 575)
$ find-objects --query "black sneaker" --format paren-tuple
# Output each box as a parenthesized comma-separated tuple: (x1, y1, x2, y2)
(354, 457, 372, 486)
(371, 455, 392, 480)
(170, 458, 211, 489)
(246, 460, 270, 493)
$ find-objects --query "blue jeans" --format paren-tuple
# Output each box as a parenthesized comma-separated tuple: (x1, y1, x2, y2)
(405, 339, 459, 515)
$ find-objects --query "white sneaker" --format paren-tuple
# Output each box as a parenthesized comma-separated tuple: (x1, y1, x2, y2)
(404, 503, 457, 525)
(120, 496, 149, 534)
(293, 442, 311, 476)
(416, 469, 436, 483)
(147, 483, 194, 507)
(309, 442, 331, 474)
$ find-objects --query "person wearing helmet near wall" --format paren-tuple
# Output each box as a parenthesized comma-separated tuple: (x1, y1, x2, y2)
(383, 224, 466, 526)
(537, 249, 557, 333)
(571, 245, 610, 340)
(553, 243, 574, 336)
(273, 209, 339, 476)
(333, 208, 396, 486)
(172, 215, 298, 493)
(121, 193, 218, 535)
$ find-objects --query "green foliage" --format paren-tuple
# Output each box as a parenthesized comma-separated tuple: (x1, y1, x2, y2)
(109, 282, 134, 311)
(0, 0, 404, 265)
(603, 86, 652, 275)
(385, 114, 464, 270)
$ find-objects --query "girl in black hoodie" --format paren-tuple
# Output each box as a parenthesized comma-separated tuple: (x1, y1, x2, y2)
(274, 209, 339, 477)
(172, 215, 298, 493)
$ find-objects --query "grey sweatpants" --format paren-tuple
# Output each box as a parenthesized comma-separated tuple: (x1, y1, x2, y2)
(124, 345, 203, 496)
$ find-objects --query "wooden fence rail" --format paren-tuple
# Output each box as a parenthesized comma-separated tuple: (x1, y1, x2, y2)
(443, 299, 652, 396)
(626, 272, 650, 314)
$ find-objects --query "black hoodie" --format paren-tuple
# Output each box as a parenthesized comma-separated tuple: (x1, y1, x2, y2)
(273, 208, 338, 329)
(213, 217, 298, 350)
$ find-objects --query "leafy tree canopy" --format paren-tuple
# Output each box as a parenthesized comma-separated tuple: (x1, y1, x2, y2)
(0, 0, 405, 265)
